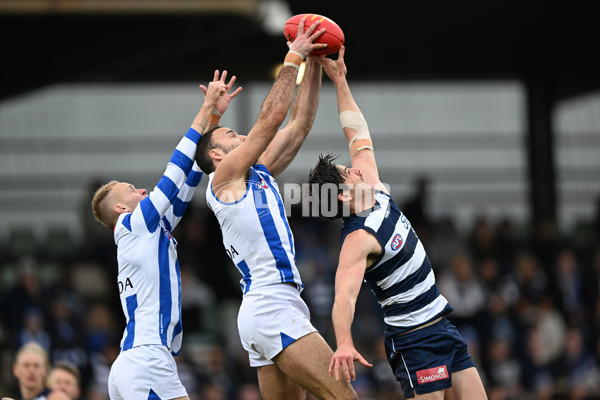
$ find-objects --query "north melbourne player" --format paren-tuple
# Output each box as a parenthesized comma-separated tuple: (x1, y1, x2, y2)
(194, 17, 357, 400)
(91, 72, 240, 400)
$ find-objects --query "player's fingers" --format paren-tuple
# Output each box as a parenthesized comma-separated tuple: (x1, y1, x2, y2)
(338, 46, 345, 60)
(227, 75, 237, 88)
(220, 70, 228, 82)
(357, 354, 373, 368)
(297, 16, 307, 34)
(303, 19, 321, 36)
(213, 70, 220, 81)
(334, 360, 342, 381)
(230, 86, 243, 98)
(199, 85, 208, 96)
(309, 27, 326, 41)
(329, 358, 335, 377)
(343, 360, 352, 382)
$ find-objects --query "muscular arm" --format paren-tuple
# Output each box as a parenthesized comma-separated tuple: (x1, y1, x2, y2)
(330, 229, 378, 382)
(127, 78, 227, 234)
(258, 57, 323, 177)
(212, 17, 326, 192)
(317, 47, 388, 194)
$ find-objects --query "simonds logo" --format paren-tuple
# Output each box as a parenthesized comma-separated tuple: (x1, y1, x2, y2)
(416, 365, 449, 384)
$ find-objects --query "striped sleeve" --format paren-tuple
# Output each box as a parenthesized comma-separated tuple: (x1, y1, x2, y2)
(128, 128, 203, 234)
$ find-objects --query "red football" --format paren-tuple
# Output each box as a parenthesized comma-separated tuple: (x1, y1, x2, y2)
(284, 13, 344, 56)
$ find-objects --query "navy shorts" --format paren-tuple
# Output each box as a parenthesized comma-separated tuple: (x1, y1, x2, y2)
(384, 317, 474, 398)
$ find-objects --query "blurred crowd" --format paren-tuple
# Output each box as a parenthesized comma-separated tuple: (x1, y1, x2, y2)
(1, 179, 599, 400)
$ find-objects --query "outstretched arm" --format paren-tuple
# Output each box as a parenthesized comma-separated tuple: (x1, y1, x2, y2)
(197, 70, 243, 133)
(315, 47, 388, 194)
(128, 74, 230, 234)
(212, 17, 326, 192)
(162, 71, 241, 229)
(258, 56, 323, 177)
(330, 229, 376, 382)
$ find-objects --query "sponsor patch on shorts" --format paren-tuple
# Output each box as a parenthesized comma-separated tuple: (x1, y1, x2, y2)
(416, 365, 449, 384)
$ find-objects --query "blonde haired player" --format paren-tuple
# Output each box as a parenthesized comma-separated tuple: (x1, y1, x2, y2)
(91, 71, 240, 400)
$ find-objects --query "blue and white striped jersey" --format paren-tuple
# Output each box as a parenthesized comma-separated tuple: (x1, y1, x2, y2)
(113, 128, 203, 356)
(341, 191, 453, 337)
(206, 164, 303, 294)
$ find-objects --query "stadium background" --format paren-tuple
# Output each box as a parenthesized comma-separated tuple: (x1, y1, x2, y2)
(1, 0, 599, 398)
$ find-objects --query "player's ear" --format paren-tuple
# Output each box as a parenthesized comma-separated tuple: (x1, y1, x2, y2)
(338, 192, 352, 202)
(209, 148, 224, 161)
(113, 203, 129, 214)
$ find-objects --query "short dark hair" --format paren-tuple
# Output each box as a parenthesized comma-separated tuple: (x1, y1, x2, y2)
(306, 153, 347, 221)
(195, 126, 221, 174)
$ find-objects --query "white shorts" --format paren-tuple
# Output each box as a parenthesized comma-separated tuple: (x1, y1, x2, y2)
(108, 345, 188, 400)
(238, 283, 317, 367)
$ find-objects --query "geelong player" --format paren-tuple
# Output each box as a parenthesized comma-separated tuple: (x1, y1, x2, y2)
(194, 18, 357, 400)
(90, 71, 240, 400)
(306, 46, 488, 399)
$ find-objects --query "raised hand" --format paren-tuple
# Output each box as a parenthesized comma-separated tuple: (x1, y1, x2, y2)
(288, 16, 327, 57)
(314, 45, 347, 82)
(329, 343, 373, 382)
(200, 69, 243, 116)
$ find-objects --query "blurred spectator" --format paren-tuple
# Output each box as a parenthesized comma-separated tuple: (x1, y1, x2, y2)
(497, 250, 549, 318)
(85, 342, 119, 400)
(46, 291, 90, 392)
(494, 217, 523, 268)
(439, 252, 487, 331)
(555, 326, 600, 399)
(468, 216, 498, 263)
(426, 216, 466, 273)
(486, 336, 523, 400)
(553, 248, 585, 324)
(11, 342, 69, 400)
(48, 360, 81, 400)
(16, 309, 51, 354)
(180, 263, 217, 340)
(478, 292, 522, 373)
(2, 257, 49, 335)
(520, 326, 555, 400)
(532, 296, 567, 365)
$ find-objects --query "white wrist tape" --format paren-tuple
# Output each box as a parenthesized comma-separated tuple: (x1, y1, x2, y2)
(340, 111, 374, 157)
(288, 49, 307, 60)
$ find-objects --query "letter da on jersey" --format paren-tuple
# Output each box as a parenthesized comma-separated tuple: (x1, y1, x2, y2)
(225, 244, 239, 260)
(118, 277, 134, 294)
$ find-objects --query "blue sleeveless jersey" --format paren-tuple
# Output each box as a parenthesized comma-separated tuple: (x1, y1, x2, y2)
(341, 191, 453, 337)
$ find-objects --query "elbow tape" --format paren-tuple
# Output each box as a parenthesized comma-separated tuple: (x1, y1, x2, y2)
(340, 111, 373, 157)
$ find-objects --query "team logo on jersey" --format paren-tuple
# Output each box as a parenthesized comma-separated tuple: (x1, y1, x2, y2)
(416, 365, 449, 384)
(391, 233, 403, 250)
(256, 178, 269, 190)
(163, 229, 172, 240)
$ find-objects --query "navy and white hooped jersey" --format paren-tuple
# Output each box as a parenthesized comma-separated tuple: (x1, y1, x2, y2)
(341, 191, 453, 337)
(114, 127, 203, 356)
(206, 164, 303, 294)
